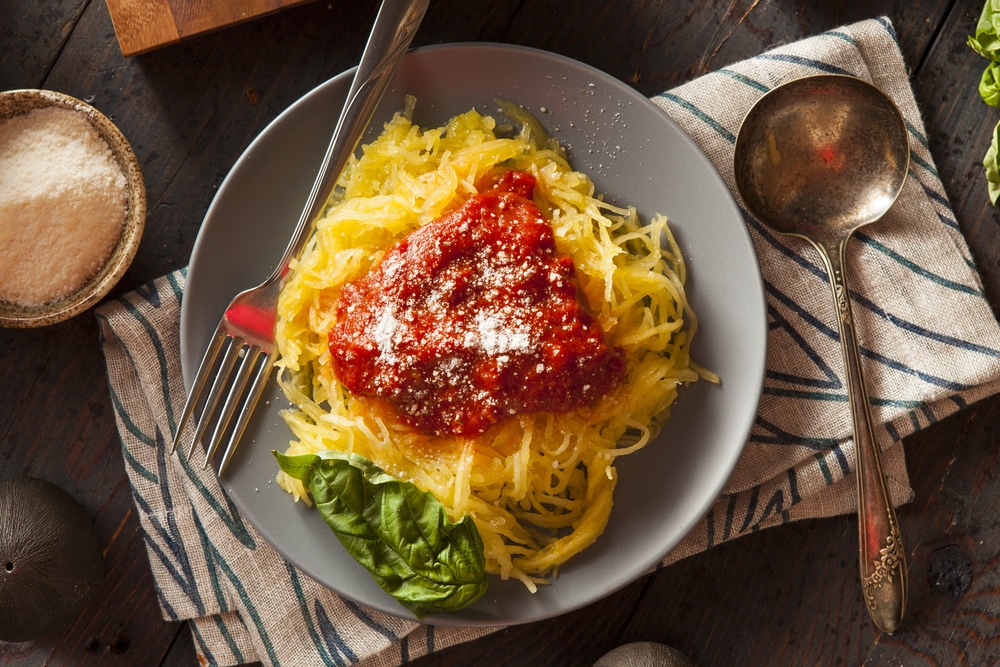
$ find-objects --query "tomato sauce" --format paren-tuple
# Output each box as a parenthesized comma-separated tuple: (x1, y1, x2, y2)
(328, 170, 625, 438)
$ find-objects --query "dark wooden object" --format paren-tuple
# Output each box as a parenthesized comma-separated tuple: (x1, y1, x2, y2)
(103, 0, 316, 56)
(2, 0, 999, 664)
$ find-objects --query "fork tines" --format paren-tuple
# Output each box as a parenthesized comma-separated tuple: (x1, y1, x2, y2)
(171, 324, 274, 474)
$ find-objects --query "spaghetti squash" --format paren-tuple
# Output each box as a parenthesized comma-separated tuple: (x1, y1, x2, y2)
(273, 98, 709, 605)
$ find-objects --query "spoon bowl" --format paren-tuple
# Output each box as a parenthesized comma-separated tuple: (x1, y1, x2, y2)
(733, 74, 910, 634)
(735, 75, 909, 244)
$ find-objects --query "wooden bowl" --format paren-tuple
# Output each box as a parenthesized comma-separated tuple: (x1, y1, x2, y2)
(0, 89, 145, 328)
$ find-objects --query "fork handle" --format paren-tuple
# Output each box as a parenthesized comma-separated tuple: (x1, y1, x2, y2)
(270, 0, 430, 282)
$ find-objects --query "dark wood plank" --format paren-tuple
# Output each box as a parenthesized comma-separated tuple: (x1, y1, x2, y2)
(0, 319, 184, 665)
(891, 3, 1000, 663)
(0, 1, 88, 90)
(159, 628, 203, 667)
(914, 0, 1000, 311)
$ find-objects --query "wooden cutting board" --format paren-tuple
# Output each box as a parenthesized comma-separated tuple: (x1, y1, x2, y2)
(105, 0, 315, 56)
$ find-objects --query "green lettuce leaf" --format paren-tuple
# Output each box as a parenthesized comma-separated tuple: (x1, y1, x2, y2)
(274, 450, 488, 617)
(984, 119, 1000, 204)
(970, 1, 1000, 203)
(982, 61, 1000, 107)
(969, 0, 1000, 62)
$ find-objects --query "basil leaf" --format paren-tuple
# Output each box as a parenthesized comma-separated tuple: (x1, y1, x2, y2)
(984, 119, 1000, 204)
(273, 451, 488, 617)
(273, 452, 320, 482)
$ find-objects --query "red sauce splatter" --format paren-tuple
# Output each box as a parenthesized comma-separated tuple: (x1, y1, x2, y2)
(817, 143, 844, 170)
(329, 170, 625, 438)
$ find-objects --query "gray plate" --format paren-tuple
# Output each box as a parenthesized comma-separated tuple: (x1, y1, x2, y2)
(181, 43, 766, 626)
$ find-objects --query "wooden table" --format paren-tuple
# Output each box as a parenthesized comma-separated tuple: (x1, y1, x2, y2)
(3, 0, 1000, 664)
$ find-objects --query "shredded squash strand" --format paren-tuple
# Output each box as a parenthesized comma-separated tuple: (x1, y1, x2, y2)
(273, 103, 707, 587)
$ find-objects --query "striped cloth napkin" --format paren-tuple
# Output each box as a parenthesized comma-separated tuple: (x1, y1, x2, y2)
(96, 17, 1000, 667)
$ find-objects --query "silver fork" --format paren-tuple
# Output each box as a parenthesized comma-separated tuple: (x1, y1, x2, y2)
(171, 0, 429, 474)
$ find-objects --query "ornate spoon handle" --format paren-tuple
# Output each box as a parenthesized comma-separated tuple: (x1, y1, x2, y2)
(819, 236, 908, 634)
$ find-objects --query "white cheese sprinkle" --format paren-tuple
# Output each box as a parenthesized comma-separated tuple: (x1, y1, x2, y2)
(373, 304, 401, 364)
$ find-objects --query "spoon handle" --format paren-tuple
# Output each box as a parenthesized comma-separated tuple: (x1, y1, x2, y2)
(822, 239, 908, 634)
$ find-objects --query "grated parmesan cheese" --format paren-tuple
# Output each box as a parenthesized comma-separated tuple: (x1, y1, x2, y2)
(0, 106, 127, 307)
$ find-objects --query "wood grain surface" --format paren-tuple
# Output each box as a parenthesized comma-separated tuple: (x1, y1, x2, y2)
(3, 0, 1000, 665)
(105, 0, 315, 56)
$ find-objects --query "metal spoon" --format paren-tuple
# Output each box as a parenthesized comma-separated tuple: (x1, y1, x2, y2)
(733, 74, 910, 634)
